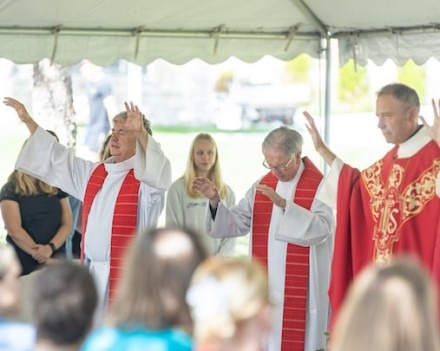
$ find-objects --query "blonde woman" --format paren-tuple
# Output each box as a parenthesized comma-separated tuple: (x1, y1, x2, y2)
(187, 257, 272, 351)
(0, 135, 72, 275)
(166, 133, 235, 255)
(331, 257, 440, 351)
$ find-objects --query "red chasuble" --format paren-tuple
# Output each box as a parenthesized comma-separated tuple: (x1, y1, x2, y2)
(329, 140, 440, 327)
(81, 163, 141, 301)
(252, 157, 322, 351)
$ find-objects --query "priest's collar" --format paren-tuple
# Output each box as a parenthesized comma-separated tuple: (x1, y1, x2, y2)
(103, 155, 135, 172)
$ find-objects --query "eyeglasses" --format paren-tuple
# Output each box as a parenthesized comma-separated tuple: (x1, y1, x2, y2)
(262, 154, 295, 172)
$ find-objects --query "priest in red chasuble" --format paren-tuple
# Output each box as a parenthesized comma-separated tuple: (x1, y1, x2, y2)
(193, 126, 335, 351)
(304, 83, 440, 329)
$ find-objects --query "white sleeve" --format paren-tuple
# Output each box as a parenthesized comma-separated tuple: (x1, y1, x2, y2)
(206, 183, 256, 239)
(15, 127, 95, 200)
(134, 135, 171, 190)
(165, 181, 185, 227)
(316, 157, 344, 210)
(276, 196, 335, 247)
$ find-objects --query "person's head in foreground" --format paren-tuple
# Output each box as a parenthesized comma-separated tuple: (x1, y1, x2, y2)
(331, 257, 440, 351)
(187, 257, 272, 351)
(32, 260, 98, 351)
(108, 227, 208, 334)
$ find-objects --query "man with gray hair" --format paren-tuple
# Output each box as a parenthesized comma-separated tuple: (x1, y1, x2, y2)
(193, 126, 334, 351)
(305, 82, 440, 330)
(3, 97, 171, 323)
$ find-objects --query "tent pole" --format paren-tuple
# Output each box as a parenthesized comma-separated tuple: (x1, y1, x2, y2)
(323, 37, 332, 173)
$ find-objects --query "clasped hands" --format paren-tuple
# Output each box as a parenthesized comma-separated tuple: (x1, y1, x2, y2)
(31, 244, 54, 264)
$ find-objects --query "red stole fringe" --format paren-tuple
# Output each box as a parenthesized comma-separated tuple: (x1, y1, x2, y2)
(81, 163, 140, 301)
(252, 157, 322, 350)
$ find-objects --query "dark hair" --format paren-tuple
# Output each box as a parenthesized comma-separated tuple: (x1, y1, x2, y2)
(32, 261, 98, 345)
(108, 226, 208, 333)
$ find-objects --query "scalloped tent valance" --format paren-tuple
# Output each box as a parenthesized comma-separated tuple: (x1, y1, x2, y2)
(1, 0, 440, 66)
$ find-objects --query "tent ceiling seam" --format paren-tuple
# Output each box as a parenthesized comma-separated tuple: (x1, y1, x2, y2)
(0, 26, 321, 40)
(288, 0, 329, 38)
(332, 23, 440, 38)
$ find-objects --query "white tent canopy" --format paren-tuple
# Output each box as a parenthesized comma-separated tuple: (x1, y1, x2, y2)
(1, 0, 440, 66)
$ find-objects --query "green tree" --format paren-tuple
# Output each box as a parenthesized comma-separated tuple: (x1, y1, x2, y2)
(397, 60, 426, 102)
(285, 54, 311, 82)
(338, 60, 370, 111)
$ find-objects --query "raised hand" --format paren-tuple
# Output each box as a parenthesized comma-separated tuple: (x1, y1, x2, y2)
(303, 111, 336, 165)
(420, 99, 440, 147)
(3, 97, 38, 134)
(303, 111, 325, 152)
(123, 101, 144, 135)
(3, 97, 30, 121)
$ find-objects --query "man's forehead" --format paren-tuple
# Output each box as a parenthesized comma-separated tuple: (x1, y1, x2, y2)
(377, 94, 403, 106)
(112, 120, 126, 131)
(263, 146, 286, 154)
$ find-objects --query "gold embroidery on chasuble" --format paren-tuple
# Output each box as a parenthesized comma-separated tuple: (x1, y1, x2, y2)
(362, 159, 440, 266)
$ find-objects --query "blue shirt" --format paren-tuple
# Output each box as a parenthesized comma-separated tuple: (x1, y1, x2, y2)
(0, 319, 35, 351)
(81, 327, 193, 351)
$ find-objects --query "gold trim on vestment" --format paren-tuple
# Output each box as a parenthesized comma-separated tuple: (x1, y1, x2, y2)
(362, 159, 440, 265)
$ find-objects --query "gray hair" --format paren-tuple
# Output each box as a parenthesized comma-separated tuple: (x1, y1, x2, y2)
(377, 83, 420, 109)
(262, 126, 303, 156)
(113, 111, 153, 136)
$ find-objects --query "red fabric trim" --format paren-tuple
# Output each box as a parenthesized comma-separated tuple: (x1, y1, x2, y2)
(108, 170, 140, 300)
(252, 157, 322, 350)
(81, 163, 140, 301)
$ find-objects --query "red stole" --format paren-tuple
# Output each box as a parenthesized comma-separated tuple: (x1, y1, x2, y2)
(252, 157, 323, 351)
(81, 163, 140, 300)
(330, 139, 440, 328)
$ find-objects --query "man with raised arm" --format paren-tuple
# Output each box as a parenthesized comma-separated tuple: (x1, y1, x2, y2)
(304, 83, 440, 326)
(3, 97, 171, 320)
